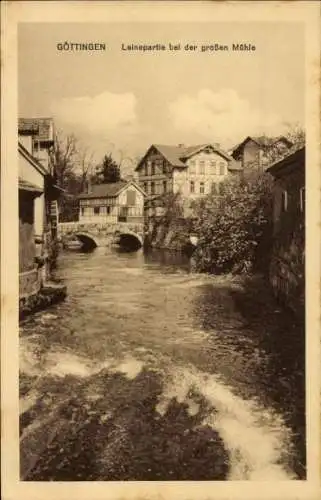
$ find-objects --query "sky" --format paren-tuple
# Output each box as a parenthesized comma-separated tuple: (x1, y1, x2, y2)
(18, 22, 305, 171)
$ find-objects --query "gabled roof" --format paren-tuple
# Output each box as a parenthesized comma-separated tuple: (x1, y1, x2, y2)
(232, 135, 293, 157)
(18, 141, 49, 176)
(136, 143, 232, 171)
(266, 144, 305, 177)
(78, 180, 146, 199)
(182, 144, 232, 162)
(18, 117, 54, 143)
(152, 145, 187, 167)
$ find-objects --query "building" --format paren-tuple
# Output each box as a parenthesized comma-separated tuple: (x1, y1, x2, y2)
(266, 145, 305, 314)
(231, 136, 293, 172)
(18, 118, 61, 301)
(78, 180, 146, 224)
(18, 117, 55, 170)
(135, 143, 242, 216)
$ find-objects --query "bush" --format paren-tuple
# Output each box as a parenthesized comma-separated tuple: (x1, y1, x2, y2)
(193, 172, 274, 274)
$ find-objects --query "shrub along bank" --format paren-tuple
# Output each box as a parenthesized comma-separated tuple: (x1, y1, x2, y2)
(191, 172, 274, 275)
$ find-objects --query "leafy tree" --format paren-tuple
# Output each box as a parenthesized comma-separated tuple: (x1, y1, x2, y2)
(192, 171, 274, 275)
(93, 154, 121, 184)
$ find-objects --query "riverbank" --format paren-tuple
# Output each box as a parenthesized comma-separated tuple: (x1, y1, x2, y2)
(19, 281, 67, 320)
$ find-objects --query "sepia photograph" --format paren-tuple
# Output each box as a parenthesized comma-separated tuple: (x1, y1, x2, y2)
(1, 1, 321, 499)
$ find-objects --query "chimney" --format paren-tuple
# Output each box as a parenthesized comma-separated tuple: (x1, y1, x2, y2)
(178, 143, 185, 148)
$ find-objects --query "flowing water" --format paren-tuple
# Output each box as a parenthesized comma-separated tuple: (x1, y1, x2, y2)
(19, 247, 305, 481)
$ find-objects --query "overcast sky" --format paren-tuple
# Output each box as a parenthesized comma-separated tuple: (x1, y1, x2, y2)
(19, 22, 304, 167)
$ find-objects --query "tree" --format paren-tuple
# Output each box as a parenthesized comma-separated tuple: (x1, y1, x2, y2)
(284, 122, 305, 146)
(93, 154, 121, 184)
(193, 171, 274, 275)
(77, 147, 94, 193)
(49, 131, 96, 221)
(49, 131, 78, 190)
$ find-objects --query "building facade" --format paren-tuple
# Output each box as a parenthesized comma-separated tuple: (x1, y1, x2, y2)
(135, 143, 241, 216)
(267, 145, 305, 315)
(231, 136, 293, 172)
(18, 118, 60, 300)
(78, 180, 145, 224)
(18, 117, 55, 170)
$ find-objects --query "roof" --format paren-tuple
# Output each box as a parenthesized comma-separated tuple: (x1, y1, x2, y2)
(19, 178, 43, 194)
(266, 145, 305, 177)
(136, 143, 232, 171)
(78, 180, 146, 199)
(232, 135, 293, 157)
(18, 141, 49, 176)
(18, 117, 54, 142)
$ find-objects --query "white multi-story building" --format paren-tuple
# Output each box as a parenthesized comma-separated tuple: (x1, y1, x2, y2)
(135, 143, 242, 215)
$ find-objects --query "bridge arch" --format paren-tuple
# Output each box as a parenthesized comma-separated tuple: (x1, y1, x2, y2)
(116, 231, 143, 251)
(75, 232, 99, 249)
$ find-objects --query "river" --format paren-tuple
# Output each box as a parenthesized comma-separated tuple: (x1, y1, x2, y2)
(19, 247, 305, 481)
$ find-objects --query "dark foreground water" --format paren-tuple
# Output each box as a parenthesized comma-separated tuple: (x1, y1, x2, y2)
(20, 247, 305, 481)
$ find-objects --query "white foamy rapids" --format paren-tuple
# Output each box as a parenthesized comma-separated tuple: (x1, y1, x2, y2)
(20, 339, 144, 382)
(156, 366, 295, 481)
(46, 352, 144, 380)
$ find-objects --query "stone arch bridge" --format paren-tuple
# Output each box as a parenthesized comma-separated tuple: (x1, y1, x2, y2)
(58, 221, 145, 249)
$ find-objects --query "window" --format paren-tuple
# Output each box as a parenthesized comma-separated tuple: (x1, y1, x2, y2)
(163, 180, 167, 193)
(94, 206, 100, 215)
(144, 182, 148, 193)
(81, 207, 85, 215)
(119, 206, 128, 222)
(190, 181, 195, 193)
(107, 206, 111, 215)
(199, 160, 205, 175)
(189, 160, 196, 174)
(151, 181, 155, 195)
(219, 162, 225, 176)
(300, 187, 305, 212)
(162, 161, 167, 174)
(210, 160, 216, 173)
(200, 182, 205, 194)
(211, 182, 217, 194)
(151, 162, 156, 176)
(218, 183, 224, 195)
(281, 190, 288, 212)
